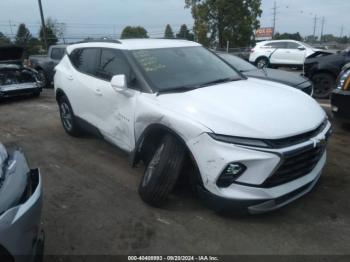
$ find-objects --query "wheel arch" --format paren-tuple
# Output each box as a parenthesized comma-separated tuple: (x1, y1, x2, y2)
(130, 123, 202, 184)
(55, 88, 67, 102)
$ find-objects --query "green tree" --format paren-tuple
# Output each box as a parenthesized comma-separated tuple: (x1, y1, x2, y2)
(15, 23, 32, 47)
(39, 18, 59, 48)
(121, 26, 149, 39)
(176, 24, 194, 41)
(274, 32, 303, 41)
(185, 0, 262, 48)
(27, 37, 43, 56)
(164, 24, 174, 39)
(0, 32, 11, 45)
(305, 35, 318, 43)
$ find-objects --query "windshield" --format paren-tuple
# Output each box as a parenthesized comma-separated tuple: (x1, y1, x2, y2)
(131, 46, 242, 91)
(218, 53, 256, 72)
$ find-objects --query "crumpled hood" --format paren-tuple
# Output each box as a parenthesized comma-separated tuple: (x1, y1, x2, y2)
(0, 144, 8, 181)
(157, 78, 325, 139)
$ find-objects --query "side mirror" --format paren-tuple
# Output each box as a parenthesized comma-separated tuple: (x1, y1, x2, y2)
(111, 74, 127, 90)
(298, 46, 306, 51)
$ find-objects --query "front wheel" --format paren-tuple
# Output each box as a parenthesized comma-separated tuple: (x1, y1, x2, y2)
(58, 96, 82, 137)
(255, 57, 269, 69)
(139, 134, 186, 207)
(312, 72, 335, 99)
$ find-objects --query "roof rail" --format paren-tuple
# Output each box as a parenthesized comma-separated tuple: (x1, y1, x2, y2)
(76, 39, 122, 44)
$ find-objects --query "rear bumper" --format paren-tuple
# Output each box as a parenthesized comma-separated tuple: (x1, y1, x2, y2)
(331, 89, 350, 123)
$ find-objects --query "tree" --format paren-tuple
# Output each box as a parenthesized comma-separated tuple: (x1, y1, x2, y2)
(164, 24, 174, 39)
(274, 32, 303, 41)
(121, 26, 149, 39)
(185, 0, 262, 48)
(305, 35, 318, 43)
(15, 23, 32, 47)
(176, 24, 194, 41)
(27, 37, 43, 56)
(0, 32, 11, 45)
(39, 18, 59, 48)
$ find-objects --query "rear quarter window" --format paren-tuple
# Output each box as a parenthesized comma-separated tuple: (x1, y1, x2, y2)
(69, 48, 100, 76)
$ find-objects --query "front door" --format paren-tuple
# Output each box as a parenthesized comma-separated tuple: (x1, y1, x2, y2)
(92, 48, 138, 152)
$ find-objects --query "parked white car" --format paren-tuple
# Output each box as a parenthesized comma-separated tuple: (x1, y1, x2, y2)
(54, 39, 332, 214)
(249, 40, 329, 69)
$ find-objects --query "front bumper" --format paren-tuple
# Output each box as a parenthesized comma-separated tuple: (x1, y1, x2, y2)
(0, 83, 42, 98)
(0, 150, 44, 261)
(331, 89, 350, 123)
(188, 122, 331, 214)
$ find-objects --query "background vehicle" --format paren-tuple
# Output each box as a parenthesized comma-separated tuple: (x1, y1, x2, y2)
(55, 39, 331, 214)
(249, 40, 333, 69)
(0, 46, 43, 99)
(0, 143, 44, 261)
(218, 52, 313, 95)
(28, 45, 67, 87)
(331, 63, 350, 125)
(305, 48, 350, 98)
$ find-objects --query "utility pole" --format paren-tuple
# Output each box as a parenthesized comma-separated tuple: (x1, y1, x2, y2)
(320, 16, 325, 43)
(272, 1, 278, 37)
(38, 0, 48, 50)
(340, 25, 344, 38)
(312, 15, 318, 42)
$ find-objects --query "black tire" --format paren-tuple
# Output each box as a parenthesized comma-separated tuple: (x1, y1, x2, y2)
(312, 72, 335, 99)
(139, 134, 186, 207)
(58, 95, 82, 137)
(37, 69, 48, 88)
(32, 91, 41, 98)
(255, 57, 269, 69)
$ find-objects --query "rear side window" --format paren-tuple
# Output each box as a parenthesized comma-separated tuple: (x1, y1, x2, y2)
(265, 42, 287, 49)
(97, 49, 131, 81)
(50, 48, 65, 60)
(70, 48, 99, 75)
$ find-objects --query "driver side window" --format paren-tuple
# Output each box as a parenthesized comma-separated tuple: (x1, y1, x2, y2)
(97, 49, 131, 82)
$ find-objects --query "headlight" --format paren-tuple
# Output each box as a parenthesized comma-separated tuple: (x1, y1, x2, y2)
(337, 69, 350, 90)
(209, 133, 271, 148)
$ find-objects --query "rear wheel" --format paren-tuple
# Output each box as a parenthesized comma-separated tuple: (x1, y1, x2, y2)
(139, 134, 186, 207)
(312, 72, 335, 99)
(255, 57, 269, 69)
(58, 95, 82, 136)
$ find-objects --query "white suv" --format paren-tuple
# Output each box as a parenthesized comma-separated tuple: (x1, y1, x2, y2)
(249, 40, 321, 69)
(54, 39, 331, 214)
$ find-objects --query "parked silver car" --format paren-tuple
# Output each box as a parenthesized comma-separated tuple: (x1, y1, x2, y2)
(0, 144, 44, 262)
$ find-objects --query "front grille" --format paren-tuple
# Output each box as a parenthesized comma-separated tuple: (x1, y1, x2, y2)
(265, 120, 328, 148)
(263, 145, 326, 188)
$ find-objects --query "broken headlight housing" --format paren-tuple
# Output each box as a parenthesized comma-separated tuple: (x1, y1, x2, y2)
(209, 133, 270, 148)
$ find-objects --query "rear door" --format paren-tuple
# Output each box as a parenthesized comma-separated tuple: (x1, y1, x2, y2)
(68, 48, 101, 125)
(267, 42, 288, 64)
(283, 42, 306, 65)
(91, 48, 139, 152)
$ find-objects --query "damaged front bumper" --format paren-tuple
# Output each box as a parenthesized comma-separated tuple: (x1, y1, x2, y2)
(189, 121, 331, 214)
(0, 146, 44, 261)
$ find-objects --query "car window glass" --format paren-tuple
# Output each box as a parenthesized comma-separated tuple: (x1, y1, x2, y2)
(219, 53, 256, 72)
(266, 42, 287, 49)
(97, 49, 131, 81)
(286, 42, 300, 49)
(70, 48, 99, 75)
(51, 48, 65, 60)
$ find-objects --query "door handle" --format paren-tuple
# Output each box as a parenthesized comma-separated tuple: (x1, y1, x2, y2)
(95, 89, 103, 96)
(67, 75, 74, 80)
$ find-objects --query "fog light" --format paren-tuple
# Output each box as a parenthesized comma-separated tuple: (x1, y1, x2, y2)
(216, 163, 247, 188)
(332, 106, 338, 112)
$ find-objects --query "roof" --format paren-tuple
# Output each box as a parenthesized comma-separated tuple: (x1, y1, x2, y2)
(66, 39, 201, 53)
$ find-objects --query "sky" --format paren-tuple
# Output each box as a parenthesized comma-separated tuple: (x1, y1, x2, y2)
(0, 0, 349, 42)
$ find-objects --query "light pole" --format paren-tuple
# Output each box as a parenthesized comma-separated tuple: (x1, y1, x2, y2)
(38, 0, 48, 50)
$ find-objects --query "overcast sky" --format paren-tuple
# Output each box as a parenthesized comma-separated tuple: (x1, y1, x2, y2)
(0, 0, 349, 41)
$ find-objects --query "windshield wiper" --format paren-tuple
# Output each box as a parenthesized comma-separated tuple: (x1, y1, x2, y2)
(197, 77, 239, 87)
(156, 85, 200, 95)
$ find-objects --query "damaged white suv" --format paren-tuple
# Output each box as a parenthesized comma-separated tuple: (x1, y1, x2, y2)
(54, 39, 332, 214)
